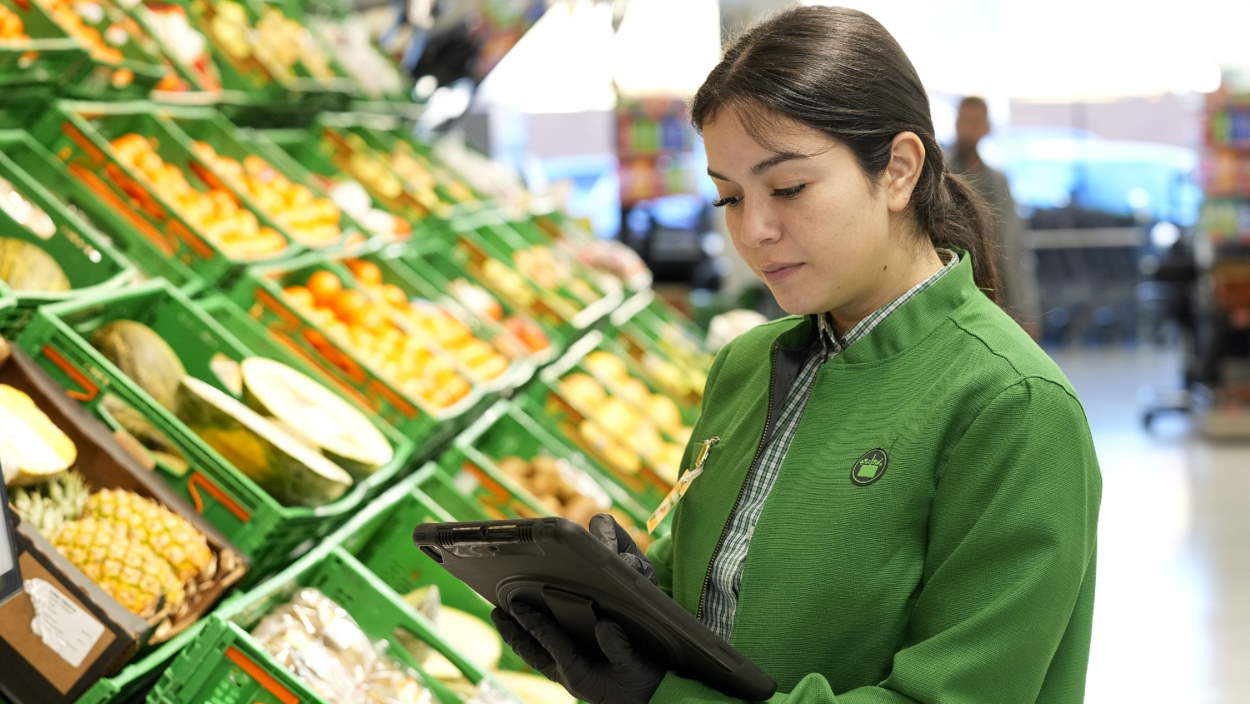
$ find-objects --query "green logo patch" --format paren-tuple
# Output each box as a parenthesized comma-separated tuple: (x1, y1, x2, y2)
(850, 449, 889, 486)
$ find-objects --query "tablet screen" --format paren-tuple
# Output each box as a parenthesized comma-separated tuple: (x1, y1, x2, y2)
(1, 480, 20, 599)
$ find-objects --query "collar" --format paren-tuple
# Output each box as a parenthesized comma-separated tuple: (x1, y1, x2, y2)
(777, 249, 976, 363)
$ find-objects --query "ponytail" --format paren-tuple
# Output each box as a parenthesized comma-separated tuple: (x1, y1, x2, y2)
(917, 170, 1002, 303)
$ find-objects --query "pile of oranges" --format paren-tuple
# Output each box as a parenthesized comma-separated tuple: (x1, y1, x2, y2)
(110, 133, 287, 260)
(0, 5, 29, 40)
(191, 142, 343, 248)
(282, 267, 474, 410)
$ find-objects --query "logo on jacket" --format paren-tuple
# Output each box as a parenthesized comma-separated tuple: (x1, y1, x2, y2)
(850, 449, 889, 486)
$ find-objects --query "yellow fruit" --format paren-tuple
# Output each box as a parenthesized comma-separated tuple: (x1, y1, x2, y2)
(83, 489, 212, 582)
(646, 395, 683, 432)
(598, 399, 639, 436)
(584, 351, 630, 383)
(0, 384, 77, 487)
(616, 378, 651, 407)
(560, 373, 606, 408)
(52, 517, 184, 615)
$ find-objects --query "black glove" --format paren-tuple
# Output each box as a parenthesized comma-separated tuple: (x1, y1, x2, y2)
(491, 602, 664, 704)
(589, 513, 656, 584)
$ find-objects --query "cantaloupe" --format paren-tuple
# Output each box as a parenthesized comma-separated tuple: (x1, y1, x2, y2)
(91, 320, 187, 411)
(239, 358, 392, 478)
(174, 375, 352, 507)
(0, 238, 70, 293)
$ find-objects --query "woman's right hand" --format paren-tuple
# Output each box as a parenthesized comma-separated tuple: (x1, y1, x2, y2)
(589, 513, 656, 584)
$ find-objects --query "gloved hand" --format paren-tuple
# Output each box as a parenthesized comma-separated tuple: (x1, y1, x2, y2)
(589, 513, 656, 584)
(491, 602, 664, 704)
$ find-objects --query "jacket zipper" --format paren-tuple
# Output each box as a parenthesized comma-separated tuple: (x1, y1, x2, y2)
(695, 342, 781, 623)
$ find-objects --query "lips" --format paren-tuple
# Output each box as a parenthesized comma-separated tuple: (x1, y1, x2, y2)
(760, 262, 803, 283)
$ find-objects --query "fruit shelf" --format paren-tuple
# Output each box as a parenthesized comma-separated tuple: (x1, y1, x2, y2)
(0, 343, 247, 704)
(607, 289, 712, 410)
(388, 239, 568, 360)
(519, 330, 693, 507)
(150, 532, 520, 704)
(162, 0, 357, 102)
(437, 399, 653, 534)
(226, 252, 490, 444)
(0, 0, 89, 101)
(323, 463, 529, 675)
(16, 279, 417, 581)
(0, 0, 166, 100)
(155, 106, 375, 253)
(30, 101, 304, 290)
(314, 112, 491, 221)
(0, 130, 134, 334)
(252, 125, 421, 245)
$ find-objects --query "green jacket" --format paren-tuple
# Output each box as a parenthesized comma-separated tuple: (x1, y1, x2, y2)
(647, 253, 1101, 703)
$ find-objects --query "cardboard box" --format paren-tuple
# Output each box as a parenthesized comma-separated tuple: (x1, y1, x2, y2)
(0, 341, 248, 704)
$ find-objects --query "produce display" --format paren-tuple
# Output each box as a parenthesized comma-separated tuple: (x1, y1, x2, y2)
(282, 268, 475, 410)
(250, 588, 433, 704)
(0, 3, 719, 701)
(110, 133, 289, 260)
(191, 140, 344, 247)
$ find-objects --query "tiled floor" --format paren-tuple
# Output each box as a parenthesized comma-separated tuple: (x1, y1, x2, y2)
(1051, 346, 1250, 704)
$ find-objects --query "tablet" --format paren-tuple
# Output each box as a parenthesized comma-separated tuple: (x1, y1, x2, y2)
(0, 476, 22, 605)
(413, 517, 777, 701)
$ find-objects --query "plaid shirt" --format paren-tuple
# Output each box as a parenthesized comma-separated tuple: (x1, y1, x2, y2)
(701, 251, 959, 641)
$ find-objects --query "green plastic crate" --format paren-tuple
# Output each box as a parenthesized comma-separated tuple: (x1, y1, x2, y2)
(164, 0, 356, 100)
(155, 106, 375, 252)
(437, 400, 653, 532)
(387, 241, 569, 359)
(32, 101, 301, 289)
(517, 329, 697, 508)
(0, 32, 88, 100)
(325, 463, 533, 674)
(0, 130, 134, 333)
(0, 0, 167, 99)
(226, 252, 490, 446)
(149, 544, 518, 704)
(17, 279, 416, 579)
(119, 2, 225, 93)
(73, 617, 211, 704)
(607, 290, 713, 408)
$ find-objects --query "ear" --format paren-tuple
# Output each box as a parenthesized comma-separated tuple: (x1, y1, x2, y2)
(883, 131, 926, 213)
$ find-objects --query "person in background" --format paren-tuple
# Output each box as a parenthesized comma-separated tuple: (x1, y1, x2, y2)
(947, 96, 1042, 338)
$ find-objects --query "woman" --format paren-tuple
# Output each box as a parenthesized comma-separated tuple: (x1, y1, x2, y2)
(492, 6, 1102, 703)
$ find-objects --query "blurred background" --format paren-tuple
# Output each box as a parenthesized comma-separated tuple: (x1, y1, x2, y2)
(380, 1, 1250, 700)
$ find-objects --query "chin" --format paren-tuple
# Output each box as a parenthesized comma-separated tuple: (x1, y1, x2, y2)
(768, 289, 826, 316)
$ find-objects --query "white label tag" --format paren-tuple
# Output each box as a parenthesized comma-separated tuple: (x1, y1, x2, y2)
(25, 577, 106, 668)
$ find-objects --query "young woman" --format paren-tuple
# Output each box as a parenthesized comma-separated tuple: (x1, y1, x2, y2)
(492, 6, 1102, 703)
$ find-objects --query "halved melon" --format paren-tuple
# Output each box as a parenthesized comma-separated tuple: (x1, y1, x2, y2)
(174, 375, 352, 507)
(422, 606, 503, 680)
(239, 358, 393, 478)
(0, 384, 76, 486)
(492, 671, 576, 704)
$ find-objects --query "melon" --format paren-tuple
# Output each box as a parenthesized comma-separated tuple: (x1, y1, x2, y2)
(0, 384, 77, 486)
(491, 671, 575, 704)
(0, 238, 70, 293)
(421, 607, 503, 680)
(91, 321, 187, 410)
(239, 358, 392, 478)
(174, 375, 352, 507)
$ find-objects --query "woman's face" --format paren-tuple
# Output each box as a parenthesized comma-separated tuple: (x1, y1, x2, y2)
(703, 107, 919, 319)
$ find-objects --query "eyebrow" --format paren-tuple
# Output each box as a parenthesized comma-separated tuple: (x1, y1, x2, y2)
(706, 152, 809, 181)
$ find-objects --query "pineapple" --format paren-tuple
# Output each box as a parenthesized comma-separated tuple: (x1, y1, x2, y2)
(52, 517, 185, 616)
(8, 471, 89, 536)
(83, 489, 212, 582)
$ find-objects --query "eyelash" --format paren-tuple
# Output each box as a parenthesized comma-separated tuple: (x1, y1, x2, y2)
(712, 184, 807, 209)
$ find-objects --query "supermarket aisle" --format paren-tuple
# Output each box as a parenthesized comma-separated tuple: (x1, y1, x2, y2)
(1052, 347, 1250, 704)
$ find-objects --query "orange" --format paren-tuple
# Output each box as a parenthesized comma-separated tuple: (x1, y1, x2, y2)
(381, 283, 407, 308)
(347, 260, 383, 286)
(307, 270, 342, 307)
(331, 289, 368, 325)
(283, 286, 314, 309)
(358, 305, 389, 334)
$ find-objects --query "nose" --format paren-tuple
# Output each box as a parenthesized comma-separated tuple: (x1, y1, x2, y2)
(735, 199, 781, 249)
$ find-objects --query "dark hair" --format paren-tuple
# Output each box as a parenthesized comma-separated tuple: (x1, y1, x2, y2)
(692, 6, 1001, 301)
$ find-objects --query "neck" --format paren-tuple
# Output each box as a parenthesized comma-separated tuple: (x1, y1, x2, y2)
(828, 245, 944, 334)
(955, 144, 982, 169)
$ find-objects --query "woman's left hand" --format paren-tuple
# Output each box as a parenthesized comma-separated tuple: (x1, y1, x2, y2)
(491, 602, 664, 704)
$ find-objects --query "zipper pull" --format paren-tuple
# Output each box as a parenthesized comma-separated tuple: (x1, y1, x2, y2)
(693, 436, 720, 471)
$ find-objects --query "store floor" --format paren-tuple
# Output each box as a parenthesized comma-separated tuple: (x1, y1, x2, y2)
(1050, 346, 1250, 704)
